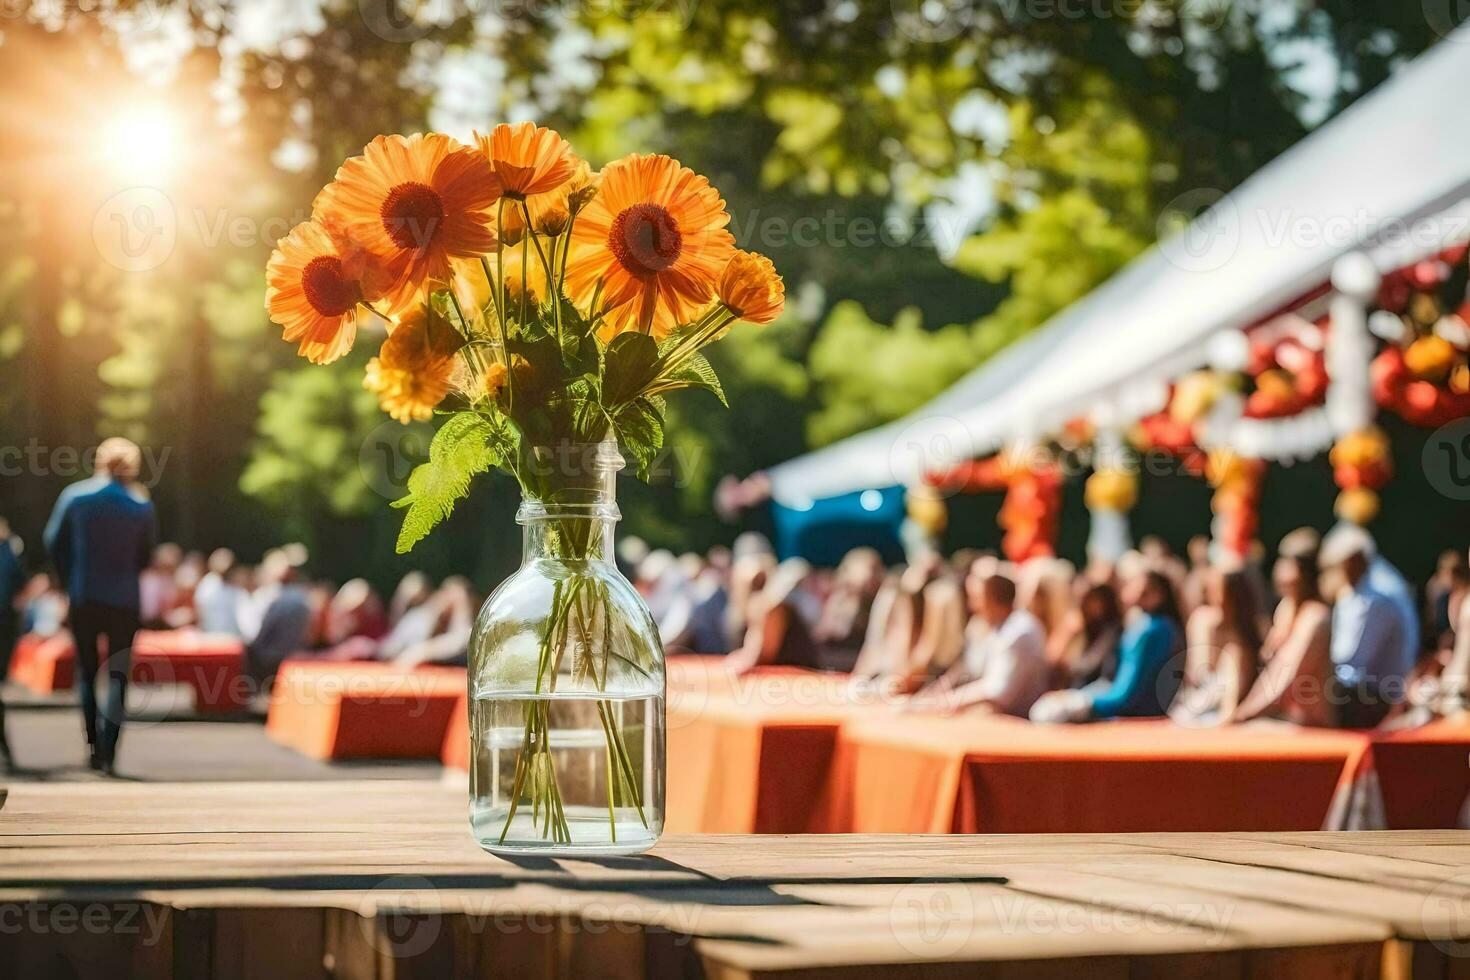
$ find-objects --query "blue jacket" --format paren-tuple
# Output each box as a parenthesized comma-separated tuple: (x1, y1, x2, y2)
(1090, 613, 1181, 719)
(0, 534, 20, 607)
(44, 477, 157, 610)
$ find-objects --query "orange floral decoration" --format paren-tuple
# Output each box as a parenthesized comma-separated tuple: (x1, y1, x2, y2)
(476, 122, 578, 199)
(265, 219, 385, 364)
(313, 133, 501, 317)
(567, 153, 735, 338)
(717, 250, 785, 325)
(928, 455, 1061, 563)
(363, 308, 465, 423)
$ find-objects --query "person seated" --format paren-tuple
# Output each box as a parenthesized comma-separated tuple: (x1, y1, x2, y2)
(1180, 535, 1212, 616)
(1234, 552, 1334, 726)
(244, 549, 314, 683)
(727, 558, 824, 673)
(323, 578, 388, 647)
(1169, 567, 1262, 726)
(1018, 559, 1073, 649)
(917, 571, 1048, 717)
(1031, 569, 1183, 723)
(1427, 549, 1468, 653)
(1050, 583, 1123, 691)
(1385, 544, 1470, 728)
(850, 555, 951, 691)
(813, 548, 885, 670)
(905, 569, 969, 686)
(18, 573, 68, 638)
(390, 578, 476, 668)
(1319, 525, 1411, 728)
(723, 551, 776, 653)
(194, 548, 248, 637)
(138, 542, 183, 629)
(847, 569, 903, 683)
(388, 571, 433, 628)
(682, 559, 733, 655)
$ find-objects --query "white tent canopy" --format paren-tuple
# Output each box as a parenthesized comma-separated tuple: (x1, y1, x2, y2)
(768, 27, 1470, 507)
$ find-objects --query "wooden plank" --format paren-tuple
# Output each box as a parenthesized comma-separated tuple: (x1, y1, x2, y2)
(6, 782, 1470, 978)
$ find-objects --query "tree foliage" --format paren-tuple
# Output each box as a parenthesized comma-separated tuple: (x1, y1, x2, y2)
(0, 0, 1450, 584)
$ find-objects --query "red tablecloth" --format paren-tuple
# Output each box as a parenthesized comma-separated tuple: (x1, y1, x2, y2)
(8, 630, 248, 712)
(1365, 717, 1470, 829)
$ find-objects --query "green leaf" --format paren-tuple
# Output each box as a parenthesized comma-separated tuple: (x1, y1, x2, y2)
(392, 412, 507, 553)
(609, 397, 664, 480)
(601, 333, 660, 406)
(648, 352, 727, 406)
(656, 323, 700, 357)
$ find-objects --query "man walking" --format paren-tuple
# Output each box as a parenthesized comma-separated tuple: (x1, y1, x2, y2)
(44, 438, 157, 774)
(0, 517, 21, 769)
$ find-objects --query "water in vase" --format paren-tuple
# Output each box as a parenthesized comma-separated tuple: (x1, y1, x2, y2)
(469, 692, 665, 854)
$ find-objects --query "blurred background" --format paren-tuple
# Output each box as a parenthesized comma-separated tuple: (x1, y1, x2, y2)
(0, 0, 1455, 590)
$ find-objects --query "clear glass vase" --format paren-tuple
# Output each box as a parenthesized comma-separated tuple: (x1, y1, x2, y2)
(467, 438, 666, 855)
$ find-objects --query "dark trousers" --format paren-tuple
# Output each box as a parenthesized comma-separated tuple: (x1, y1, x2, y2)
(71, 602, 139, 763)
(0, 609, 12, 763)
(1332, 677, 1393, 729)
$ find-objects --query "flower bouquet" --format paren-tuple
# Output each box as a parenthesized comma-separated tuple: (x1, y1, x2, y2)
(266, 124, 782, 853)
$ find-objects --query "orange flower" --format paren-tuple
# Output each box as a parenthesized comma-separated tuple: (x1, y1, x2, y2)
(363, 307, 464, 423)
(313, 133, 500, 317)
(476, 122, 578, 199)
(529, 158, 597, 229)
(717, 250, 784, 325)
(266, 219, 385, 364)
(566, 154, 734, 338)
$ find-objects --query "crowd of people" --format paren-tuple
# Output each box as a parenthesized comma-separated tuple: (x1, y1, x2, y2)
(5, 543, 483, 681)
(3, 436, 1467, 776)
(646, 526, 1469, 731)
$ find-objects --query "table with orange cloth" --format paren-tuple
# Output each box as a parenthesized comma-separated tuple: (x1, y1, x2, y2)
(8, 629, 249, 713)
(266, 660, 467, 760)
(1364, 717, 1470, 829)
(447, 655, 1470, 835)
(822, 713, 1383, 834)
(665, 657, 878, 833)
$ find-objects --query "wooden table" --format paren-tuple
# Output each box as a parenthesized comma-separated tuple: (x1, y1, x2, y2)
(3, 781, 1470, 979)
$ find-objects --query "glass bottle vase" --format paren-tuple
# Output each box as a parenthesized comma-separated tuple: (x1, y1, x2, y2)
(467, 438, 666, 855)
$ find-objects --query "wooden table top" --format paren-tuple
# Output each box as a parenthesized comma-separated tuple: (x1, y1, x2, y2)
(4, 780, 1470, 979)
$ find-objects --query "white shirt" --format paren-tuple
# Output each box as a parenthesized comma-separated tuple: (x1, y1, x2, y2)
(959, 609, 1049, 717)
(1332, 581, 1407, 690)
(194, 572, 245, 637)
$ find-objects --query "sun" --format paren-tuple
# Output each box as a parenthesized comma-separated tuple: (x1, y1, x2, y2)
(99, 105, 181, 180)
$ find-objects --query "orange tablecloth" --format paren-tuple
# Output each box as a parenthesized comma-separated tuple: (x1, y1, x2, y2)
(8, 629, 248, 712)
(266, 661, 466, 760)
(823, 715, 1374, 833)
(439, 652, 1470, 834)
(666, 659, 879, 833)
